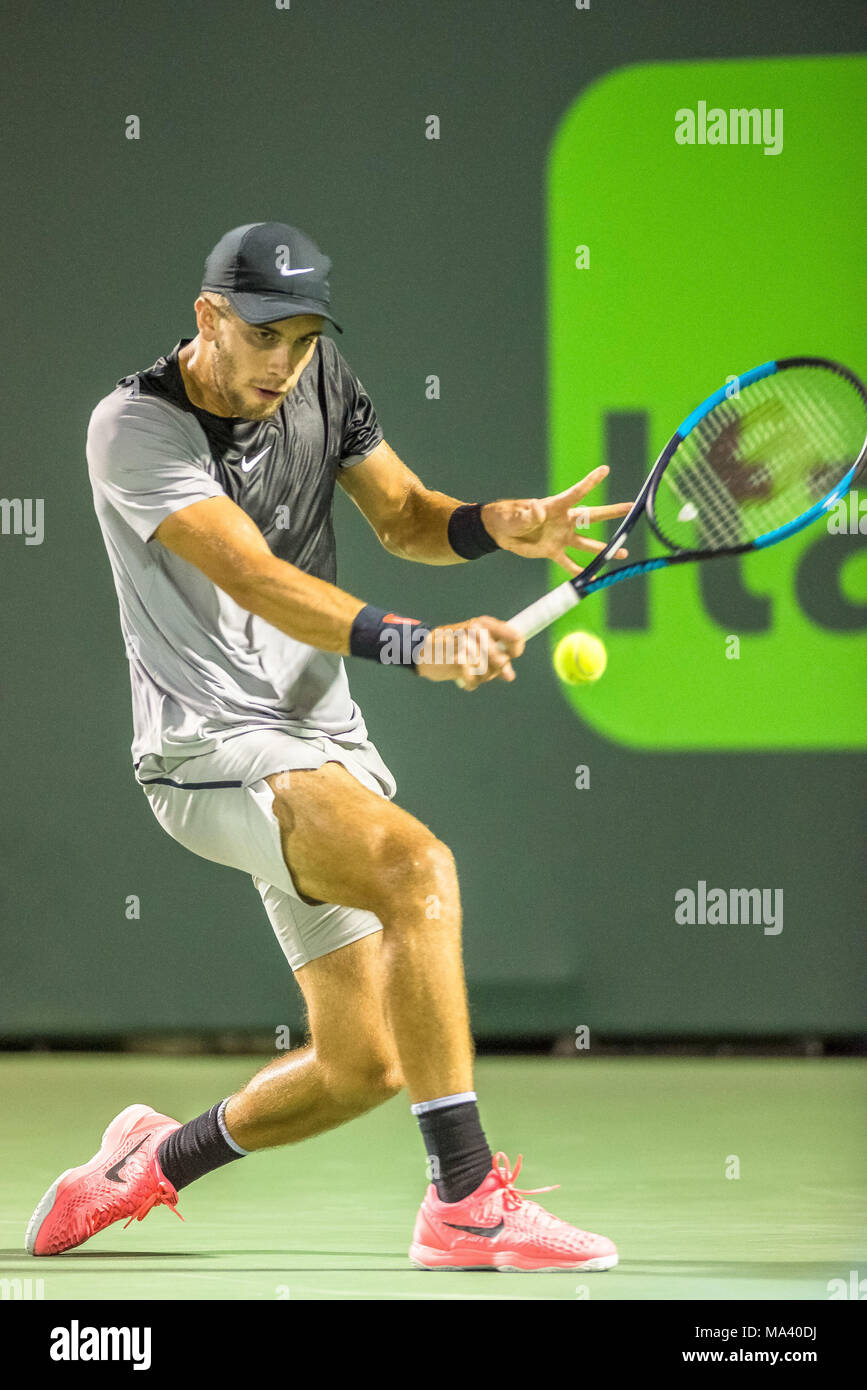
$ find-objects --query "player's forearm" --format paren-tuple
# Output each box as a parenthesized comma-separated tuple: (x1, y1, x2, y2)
(383, 488, 475, 565)
(230, 554, 365, 654)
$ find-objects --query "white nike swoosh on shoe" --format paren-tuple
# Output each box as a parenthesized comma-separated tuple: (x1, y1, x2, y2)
(240, 447, 271, 472)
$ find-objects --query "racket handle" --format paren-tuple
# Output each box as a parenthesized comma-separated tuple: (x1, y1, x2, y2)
(454, 582, 581, 687)
(505, 580, 582, 641)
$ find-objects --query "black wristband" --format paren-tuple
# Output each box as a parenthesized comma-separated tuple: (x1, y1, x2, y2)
(447, 502, 500, 560)
(349, 604, 432, 673)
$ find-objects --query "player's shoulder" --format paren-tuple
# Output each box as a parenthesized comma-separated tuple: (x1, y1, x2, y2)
(86, 373, 202, 478)
(87, 383, 191, 451)
(89, 340, 197, 437)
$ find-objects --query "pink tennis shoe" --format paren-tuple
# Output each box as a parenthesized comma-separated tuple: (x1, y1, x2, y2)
(410, 1150, 618, 1271)
(25, 1103, 183, 1256)
(26, 1112, 617, 1272)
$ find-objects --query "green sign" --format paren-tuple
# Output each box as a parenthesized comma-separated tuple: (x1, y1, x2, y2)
(547, 56, 866, 749)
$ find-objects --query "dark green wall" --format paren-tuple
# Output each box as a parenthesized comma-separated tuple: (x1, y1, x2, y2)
(1, 1, 864, 1037)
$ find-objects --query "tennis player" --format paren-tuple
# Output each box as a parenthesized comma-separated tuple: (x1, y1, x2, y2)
(26, 222, 628, 1271)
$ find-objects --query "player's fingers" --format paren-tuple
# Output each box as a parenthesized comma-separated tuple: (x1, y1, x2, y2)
(480, 634, 519, 683)
(478, 655, 515, 684)
(474, 616, 525, 657)
(571, 502, 634, 522)
(460, 658, 498, 690)
(554, 468, 609, 502)
(560, 466, 609, 501)
(555, 552, 585, 576)
(568, 536, 629, 558)
(457, 631, 517, 687)
(457, 643, 490, 690)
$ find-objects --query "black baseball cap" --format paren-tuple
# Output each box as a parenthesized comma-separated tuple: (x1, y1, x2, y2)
(201, 222, 343, 332)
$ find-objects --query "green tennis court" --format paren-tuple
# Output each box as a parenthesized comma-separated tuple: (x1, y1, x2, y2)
(3, 1055, 863, 1301)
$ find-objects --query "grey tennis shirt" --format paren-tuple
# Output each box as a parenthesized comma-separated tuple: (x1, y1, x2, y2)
(87, 334, 383, 776)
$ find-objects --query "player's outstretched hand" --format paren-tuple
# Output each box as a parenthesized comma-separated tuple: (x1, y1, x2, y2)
(415, 617, 525, 691)
(480, 465, 633, 577)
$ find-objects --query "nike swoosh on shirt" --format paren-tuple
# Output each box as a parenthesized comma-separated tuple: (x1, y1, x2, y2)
(240, 447, 271, 472)
(105, 1135, 151, 1183)
(442, 1220, 505, 1238)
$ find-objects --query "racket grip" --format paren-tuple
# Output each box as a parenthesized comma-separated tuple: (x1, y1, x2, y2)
(455, 582, 581, 686)
(505, 580, 582, 641)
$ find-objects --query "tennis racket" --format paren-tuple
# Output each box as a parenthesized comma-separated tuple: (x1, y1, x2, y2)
(503, 355, 867, 648)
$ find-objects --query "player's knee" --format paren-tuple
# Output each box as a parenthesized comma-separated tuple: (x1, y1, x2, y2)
(378, 1060, 405, 1101)
(325, 1055, 404, 1109)
(373, 830, 458, 913)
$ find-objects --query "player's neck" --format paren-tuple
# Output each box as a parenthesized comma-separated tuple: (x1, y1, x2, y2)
(178, 338, 232, 417)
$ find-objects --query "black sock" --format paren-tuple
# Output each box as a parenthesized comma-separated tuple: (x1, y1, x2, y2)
(157, 1100, 247, 1192)
(413, 1097, 493, 1203)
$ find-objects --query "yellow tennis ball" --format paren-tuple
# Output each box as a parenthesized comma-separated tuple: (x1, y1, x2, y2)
(553, 630, 608, 685)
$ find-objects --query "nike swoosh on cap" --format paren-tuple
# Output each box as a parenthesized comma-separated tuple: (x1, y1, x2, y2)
(240, 446, 271, 472)
(279, 267, 315, 276)
(442, 1220, 505, 1238)
(105, 1135, 151, 1184)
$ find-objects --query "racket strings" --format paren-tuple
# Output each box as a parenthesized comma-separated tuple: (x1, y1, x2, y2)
(654, 367, 866, 551)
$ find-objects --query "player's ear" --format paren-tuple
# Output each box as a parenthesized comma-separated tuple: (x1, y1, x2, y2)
(195, 294, 226, 340)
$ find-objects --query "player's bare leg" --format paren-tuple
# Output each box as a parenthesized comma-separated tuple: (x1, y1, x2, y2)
(223, 931, 405, 1150)
(246, 761, 475, 1116)
(207, 761, 492, 1218)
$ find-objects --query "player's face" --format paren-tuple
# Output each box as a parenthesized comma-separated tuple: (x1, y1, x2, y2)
(211, 311, 324, 420)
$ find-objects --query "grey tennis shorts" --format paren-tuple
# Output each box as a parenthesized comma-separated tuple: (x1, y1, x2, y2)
(136, 727, 397, 971)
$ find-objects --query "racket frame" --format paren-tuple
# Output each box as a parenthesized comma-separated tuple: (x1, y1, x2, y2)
(507, 355, 867, 642)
